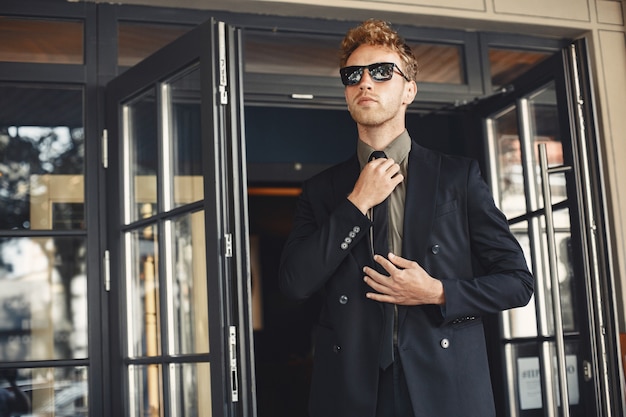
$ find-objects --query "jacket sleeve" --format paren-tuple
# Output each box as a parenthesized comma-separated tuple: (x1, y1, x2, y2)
(279, 179, 372, 301)
(440, 160, 534, 321)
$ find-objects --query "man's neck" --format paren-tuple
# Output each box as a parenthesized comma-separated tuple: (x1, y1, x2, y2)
(357, 123, 407, 151)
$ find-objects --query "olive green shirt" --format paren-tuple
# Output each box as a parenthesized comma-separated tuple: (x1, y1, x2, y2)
(357, 130, 411, 256)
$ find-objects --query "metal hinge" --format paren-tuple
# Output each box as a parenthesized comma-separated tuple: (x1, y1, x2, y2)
(218, 21, 228, 105)
(583, 359, 593, 382)
(229, 326, 239, 402)
(224, 233, 233, 257)
(104, 250, 111, 292)
(102, 129, 108, 168)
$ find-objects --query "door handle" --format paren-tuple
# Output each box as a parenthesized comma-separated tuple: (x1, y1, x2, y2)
(539, 142, 573, 417)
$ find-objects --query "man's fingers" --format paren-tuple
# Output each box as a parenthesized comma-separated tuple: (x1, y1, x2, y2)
(388, 252, 418, 269)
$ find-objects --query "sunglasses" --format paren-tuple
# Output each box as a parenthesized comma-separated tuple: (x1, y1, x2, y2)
(339, 62, 410, 86)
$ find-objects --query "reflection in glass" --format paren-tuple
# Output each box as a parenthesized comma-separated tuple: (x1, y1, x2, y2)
(170, 362, 212, 417)
(127, 226, 161, 358)
(129, 364, 163, 417)
(410, 42, 464, 84)
(0, 366, 88, 417)
(244, 30, 465, 84)
(492, 105, 526, 219)
(0, 86, 84, 231)
(506, 341, 581, 415)
(504, 226, 538, 339)
(170, 213, 209, 355)
(527, 82, 566, 211)
(124, 88, 158, 223)
(0, 17, 84, 64)
(0, 237, 87, 361)
(489, 48, 551, 89)
(165, 65, 204, 210)
(118, 23, 192, 67)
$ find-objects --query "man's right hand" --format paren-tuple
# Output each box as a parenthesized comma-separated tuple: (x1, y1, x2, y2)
(348, 157, 404, 214)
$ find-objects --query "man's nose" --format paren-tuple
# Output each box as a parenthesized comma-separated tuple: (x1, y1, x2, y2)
(358, 70, 374, 88)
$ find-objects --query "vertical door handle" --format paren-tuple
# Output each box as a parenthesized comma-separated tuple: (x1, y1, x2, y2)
(539, 143, 573, 417)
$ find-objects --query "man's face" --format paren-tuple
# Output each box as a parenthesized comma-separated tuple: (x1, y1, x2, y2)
(343, 44, 416, 129)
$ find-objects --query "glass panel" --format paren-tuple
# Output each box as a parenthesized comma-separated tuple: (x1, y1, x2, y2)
(410, 42, 464, 84)
(1, 366, 88, 417)
(124, 88, 158, 224)
(129, 364, 163, 417)
(0, 237, 87, 361)
(0, 17, 84, 64)
(491, 104, 525, 219)
(527, 82, 565, 210)
(169, 212, 209, 355)
(0, 85, 84, 231)
(169, 362, 212, 417)
(489, 48, 552, 90)
(244, 30, 465, 84)
(244, 30, 341, 77)
(506, 341, 583, 416)
(165, 65, 204, 210)
(118, 23, 191, 67)
(127, 226, 161, 358)
(503, 223, 539, 339)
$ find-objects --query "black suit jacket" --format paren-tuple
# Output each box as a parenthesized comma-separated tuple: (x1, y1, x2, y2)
(279, 140, 533, 417)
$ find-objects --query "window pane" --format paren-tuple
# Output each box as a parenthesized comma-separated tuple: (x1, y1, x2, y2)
(0, 17, 84, 64)
(127, 226, 161, 358)
(169, 212, 209, 355)
(165, 65, 204, 210)
(491, 104, 526, 219)
(244, 30, 465, 84)
(118, 23, 191, 67)
(0, 86, 84, 231)
(2, 366, 88, 417)
(489, 48, 552, 90)
(0, 237, 87, 361)
(124, 88, 158, 223)
(129, 364, 163, 417)
(244, 31, 341, 77)
(169, 362, 212, 417)
(410, 42, 464, 84)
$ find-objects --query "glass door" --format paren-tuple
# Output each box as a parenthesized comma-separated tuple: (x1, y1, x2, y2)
(477, 41, 621, 417)
(105, 19, 254, 417)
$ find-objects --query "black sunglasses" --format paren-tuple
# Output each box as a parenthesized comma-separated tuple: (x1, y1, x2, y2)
(339, 62, 410, 86)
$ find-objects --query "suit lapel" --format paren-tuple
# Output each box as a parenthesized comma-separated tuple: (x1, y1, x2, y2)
(402, 141, 440, 264)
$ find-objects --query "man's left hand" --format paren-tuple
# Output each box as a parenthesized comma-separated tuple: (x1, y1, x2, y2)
(363, 253, 446, 306)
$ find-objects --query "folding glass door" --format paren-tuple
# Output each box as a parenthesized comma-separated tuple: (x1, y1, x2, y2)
(105, 19, 254, 417)
(480, 41, 620, 417)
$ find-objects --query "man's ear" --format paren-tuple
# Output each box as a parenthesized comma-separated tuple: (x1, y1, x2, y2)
(403, 80, 418, 105)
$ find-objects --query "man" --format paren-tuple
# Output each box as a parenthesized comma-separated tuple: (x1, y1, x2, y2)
(279, 19, 533, 417)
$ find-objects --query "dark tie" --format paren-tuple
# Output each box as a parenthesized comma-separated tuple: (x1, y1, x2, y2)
(369, 151, 395, 369)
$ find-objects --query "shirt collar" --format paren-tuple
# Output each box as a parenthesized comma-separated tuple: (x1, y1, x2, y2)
(357, 130, 411, 169)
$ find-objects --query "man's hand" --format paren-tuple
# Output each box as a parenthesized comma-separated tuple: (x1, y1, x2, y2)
(363, 253, 445, 305)
(348, 157, 403, 214)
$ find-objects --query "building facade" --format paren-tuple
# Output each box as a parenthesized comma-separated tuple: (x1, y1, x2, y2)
(0, 0, 624, 416)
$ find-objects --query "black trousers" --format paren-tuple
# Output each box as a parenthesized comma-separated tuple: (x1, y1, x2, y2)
(375, 350, 414, 417)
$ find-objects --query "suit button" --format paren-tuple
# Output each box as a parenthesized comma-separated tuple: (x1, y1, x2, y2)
(440, 338, 450, 349)
(340, 242, 348, 250)
(353, 226, 360, 233)
(431, 244, 440, 254)
(339, 295, 348, 305)
(332, 344, 341, 354)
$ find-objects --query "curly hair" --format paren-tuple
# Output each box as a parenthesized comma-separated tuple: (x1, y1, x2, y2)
(340, 19, 418, 82)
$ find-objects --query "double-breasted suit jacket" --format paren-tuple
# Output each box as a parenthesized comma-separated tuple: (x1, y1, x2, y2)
(279, 140, 533, 417)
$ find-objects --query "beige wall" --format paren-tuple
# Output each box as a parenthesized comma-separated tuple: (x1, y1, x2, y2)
(106, 0, 626, 326)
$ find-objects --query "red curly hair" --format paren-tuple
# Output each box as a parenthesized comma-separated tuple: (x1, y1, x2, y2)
(340, 19, 418, 82)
